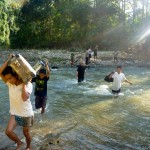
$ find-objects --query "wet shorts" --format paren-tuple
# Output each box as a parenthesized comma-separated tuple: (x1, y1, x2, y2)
(112, 88, 121, 94)
(15, 115, 34, 127)
(35, 96, 47, 109)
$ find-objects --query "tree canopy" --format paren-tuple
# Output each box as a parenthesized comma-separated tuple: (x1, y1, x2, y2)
(0, 0, 150, 50)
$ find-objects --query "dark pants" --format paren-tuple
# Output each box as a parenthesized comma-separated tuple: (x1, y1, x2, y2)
(86, 57, 89, 65)
(78, 78, 84, 83)
(112, 89, 121, 94)
(89, 54, 91, 59)
(35, 96, 47, 109)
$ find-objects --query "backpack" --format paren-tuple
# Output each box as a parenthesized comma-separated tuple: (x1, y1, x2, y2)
(104, 72, 114, 82)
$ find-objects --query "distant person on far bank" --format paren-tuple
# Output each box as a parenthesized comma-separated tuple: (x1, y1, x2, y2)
(88, 47, 92, 61)
(85, 49, 89, 65)
(31, 61, 50, 114)
(94, 45, 98, 60)
(113, 51, 118, 63)
(109, 66, 132, 95)
(70, 53, 75, 66)
(76, 60, 86, 83)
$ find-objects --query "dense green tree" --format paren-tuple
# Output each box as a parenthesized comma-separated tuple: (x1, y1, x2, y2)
(0, 0, 10, 47)
(10, 0, 53, 48)
(11, 0, 92, 48)
(0, 0, 149, 50)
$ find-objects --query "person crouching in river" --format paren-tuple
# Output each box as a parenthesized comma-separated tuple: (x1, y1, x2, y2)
(76, 60, 86, 83)
(0, 55, 34, 150)
(109, 66, 132, 95)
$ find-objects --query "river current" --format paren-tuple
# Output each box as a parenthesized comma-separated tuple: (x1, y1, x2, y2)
(0, 66, 150, 150)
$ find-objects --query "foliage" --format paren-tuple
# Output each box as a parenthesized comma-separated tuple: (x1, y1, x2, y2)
(0, 0, 150, 50)
(0, 0, 9, 47)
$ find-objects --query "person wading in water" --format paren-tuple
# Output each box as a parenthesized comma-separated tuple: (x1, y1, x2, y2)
(0, 55, 34, 150)
(109, 66, 132, 95)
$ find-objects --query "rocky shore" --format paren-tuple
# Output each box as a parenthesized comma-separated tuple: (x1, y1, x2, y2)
(0, 49, 149, 68)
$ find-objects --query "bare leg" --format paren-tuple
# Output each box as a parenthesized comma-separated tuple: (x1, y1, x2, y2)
(23, 127, 32, 150)
(41, 107, 45, 114)
(5, 115, 22, 149)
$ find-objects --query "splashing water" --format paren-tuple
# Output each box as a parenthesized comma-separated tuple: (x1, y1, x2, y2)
(0, 66, 150, 150)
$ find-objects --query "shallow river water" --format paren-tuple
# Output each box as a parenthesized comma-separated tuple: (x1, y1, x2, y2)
(0, 66, 150, 150)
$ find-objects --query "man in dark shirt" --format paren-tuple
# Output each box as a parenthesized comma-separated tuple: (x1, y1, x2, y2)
(77, 61, 86, 82)
(32, 62, 50, 114)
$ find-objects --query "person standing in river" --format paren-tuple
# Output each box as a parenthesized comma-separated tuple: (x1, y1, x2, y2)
(31, 61, 50, 114)
(76, 60, 86, 83)
(109, 66, 132, 95)
(85, 49, 89, 65)
(0, 55, 34, 150)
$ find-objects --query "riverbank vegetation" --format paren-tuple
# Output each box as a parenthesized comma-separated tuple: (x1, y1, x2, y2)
(0, 0, 150, 52)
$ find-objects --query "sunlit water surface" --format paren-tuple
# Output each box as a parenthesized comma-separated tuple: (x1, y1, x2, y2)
(0, 66, 150, 150)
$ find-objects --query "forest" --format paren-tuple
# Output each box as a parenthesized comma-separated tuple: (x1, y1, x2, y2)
(0, 0, 150, 50)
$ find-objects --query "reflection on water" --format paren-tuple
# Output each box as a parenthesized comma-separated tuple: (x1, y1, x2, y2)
(0, 66, 150, 149)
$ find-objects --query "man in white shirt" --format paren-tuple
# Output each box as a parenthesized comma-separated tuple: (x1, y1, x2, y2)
(110, 66, 132, 94)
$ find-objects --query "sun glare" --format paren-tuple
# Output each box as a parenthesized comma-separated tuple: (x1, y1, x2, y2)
(138, 28, 150, 43)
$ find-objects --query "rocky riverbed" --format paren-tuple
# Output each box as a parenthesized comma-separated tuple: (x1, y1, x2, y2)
(0, 49, 149, 68)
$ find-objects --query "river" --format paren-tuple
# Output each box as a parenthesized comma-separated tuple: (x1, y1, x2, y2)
(0, 66, 150, 150)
